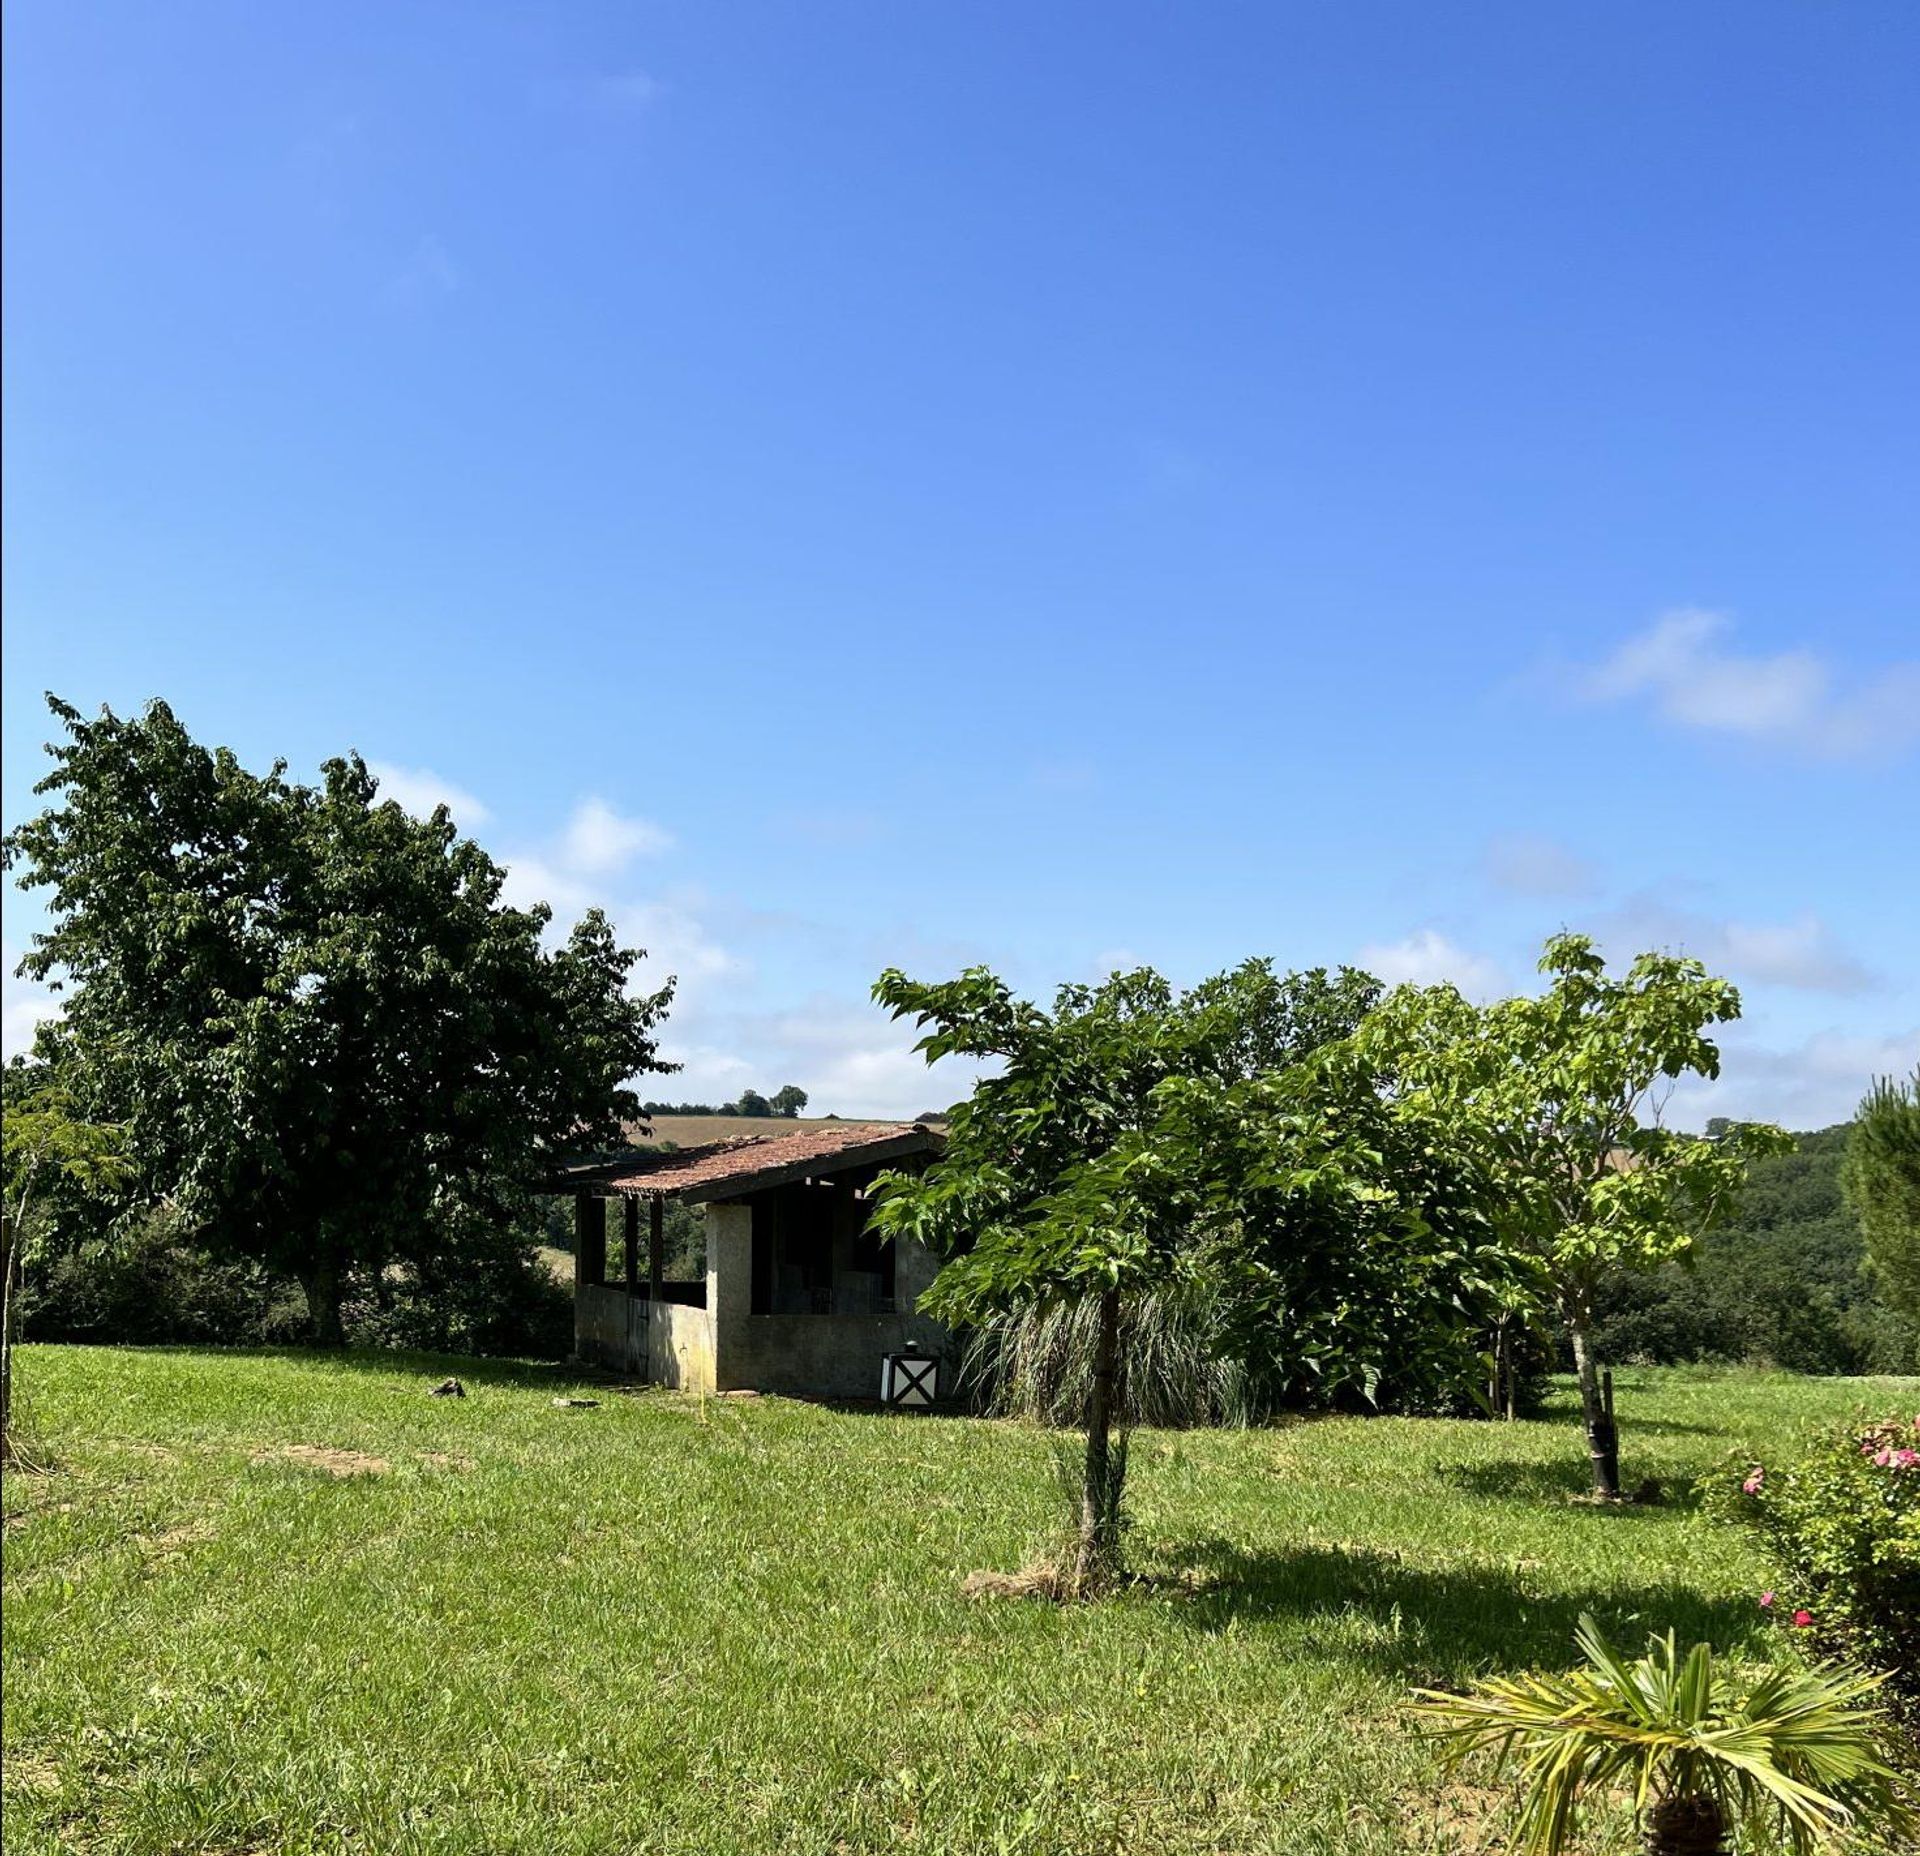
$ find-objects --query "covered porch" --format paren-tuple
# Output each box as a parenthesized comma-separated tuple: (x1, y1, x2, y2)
(565, 1121, 950, 1399)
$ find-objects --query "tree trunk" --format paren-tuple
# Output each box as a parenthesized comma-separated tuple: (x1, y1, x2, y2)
(1, 1214, 20, 1467)
(1568, 1315, 1621, 1498)
(1643, 1794, 1728, 1855)
(299, 1252, 346, 1348)
(1073, 1287, 1124, 1596)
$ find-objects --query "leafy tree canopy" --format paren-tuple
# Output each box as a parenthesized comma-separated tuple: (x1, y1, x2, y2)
(1357, 931, 1789, 1493)
(3, 697, 675, 1342)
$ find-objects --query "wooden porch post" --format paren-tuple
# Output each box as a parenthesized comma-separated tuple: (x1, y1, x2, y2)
(623, 1197, 640, 1294)
(648, 1197, 665, 1296)
(574, 1192, 607, 1287)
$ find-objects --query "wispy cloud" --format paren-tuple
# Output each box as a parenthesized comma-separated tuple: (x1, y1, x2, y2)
(669, 995, 991, 1120)
(1, 941, 59, 1061)
(1663, 1024, 1919, 1132)
(533, 69, 666, 117)
(560, 797, 673, 874)
(368, 761, 492, 826)
(1594, 896, 1876, 995)
(1581, 609, 1920, 762)
(1481, 833, 1599, 899)
(387, 234, 460, 309)
(1355, 928, 1507, 1000)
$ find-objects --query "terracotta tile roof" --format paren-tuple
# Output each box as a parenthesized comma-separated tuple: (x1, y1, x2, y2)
(564, 1122, 944, 1204)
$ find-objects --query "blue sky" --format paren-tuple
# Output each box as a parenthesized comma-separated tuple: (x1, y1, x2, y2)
(4, 2, 1916, 1124)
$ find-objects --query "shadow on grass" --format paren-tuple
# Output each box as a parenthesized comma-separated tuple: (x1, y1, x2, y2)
(1154, 1538, 1757, 1679)
(118, 1343, 582, 1394)
(1438, 1458, 1706, 1512)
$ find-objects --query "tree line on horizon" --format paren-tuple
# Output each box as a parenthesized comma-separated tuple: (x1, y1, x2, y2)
(637, 1086, 810, 1120)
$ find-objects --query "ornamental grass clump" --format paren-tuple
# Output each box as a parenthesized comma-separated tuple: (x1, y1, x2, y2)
(1415, 1614, 1913, 1856)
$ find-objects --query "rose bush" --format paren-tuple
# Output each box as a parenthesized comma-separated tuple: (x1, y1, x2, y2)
(1720, 1412, 1920, 1736)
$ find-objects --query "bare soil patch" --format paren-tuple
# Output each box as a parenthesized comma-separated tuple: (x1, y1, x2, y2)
(255, 1444, 390, 1478)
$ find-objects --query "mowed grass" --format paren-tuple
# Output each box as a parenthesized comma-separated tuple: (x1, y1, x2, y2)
(4, 1350, 1914, 1856)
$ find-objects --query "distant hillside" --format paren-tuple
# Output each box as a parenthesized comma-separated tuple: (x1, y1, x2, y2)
(1590, 1122, 1917, 1375)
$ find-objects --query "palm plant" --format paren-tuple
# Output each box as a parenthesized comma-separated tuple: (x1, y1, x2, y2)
(1415, 1615, 1913, 1856)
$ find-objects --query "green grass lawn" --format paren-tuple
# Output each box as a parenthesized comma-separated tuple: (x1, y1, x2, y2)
(4, 1349, 1914, 1855)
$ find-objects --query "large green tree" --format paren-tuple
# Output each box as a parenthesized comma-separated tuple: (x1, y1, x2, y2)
(1842, 1067, 1920, 1326)
(1360, 933, 1788, 1498)
(870, 959, 1512, 1593)
(3, 697, 674, 1344)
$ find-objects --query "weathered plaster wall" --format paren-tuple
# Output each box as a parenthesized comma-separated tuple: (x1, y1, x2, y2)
(574, 1281, 716, 1391)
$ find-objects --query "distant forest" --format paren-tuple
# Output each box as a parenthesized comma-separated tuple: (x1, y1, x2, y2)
(640, 1086, 810, 1119)
(1588, 1123, 1917, 1375)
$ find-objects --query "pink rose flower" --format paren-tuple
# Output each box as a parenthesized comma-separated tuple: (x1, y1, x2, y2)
(1895, 1449, 1918, 1469)
(1792, 1610, 1814, 1628)
(1758, 1591, 1775, 1608)
(1742, 1469, 1765, 1494)
(1873, 1447, 1895, 1468)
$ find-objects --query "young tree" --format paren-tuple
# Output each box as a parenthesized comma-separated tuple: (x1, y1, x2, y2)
(3, 697, 675, 1345)
(1842, 1068, 1920, 1325)
(2, 1064, 129, 1463)
(869, 959, 1506, 1593)
(1361, 933, 1788, 1498)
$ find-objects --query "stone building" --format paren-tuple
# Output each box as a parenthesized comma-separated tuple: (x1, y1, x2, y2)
(565, 1121, 951, 1399)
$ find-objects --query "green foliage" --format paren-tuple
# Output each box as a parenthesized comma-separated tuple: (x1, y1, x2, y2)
(1843, 1070, 1920, 1327)
(870, 959, 1385, 1319)
(18, 1209, 307, 1347)
(770, 1084, 810, 1118)
(871, 960, 1393, 1587)
(1418, 1615, 1913, 1856)
(2, 1061, 133, 1458)
(1590, 1126, 1919, 1376)
(2, 697, 675, 1344)
(1360, 932, 1791, 1492)
(1362, 934, 1788, 1319)
(1719, 1413, 1920, 1730)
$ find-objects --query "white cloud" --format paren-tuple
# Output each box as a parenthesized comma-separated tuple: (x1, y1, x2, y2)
(665, 996, 992, 1121)
(1719, 916, 1875, 994)
(1663, 1025, 1920, 1132)
(559, 796, 672, 875)
(1, 943, 60, 1061)
(368, 761, 492, 826)
(1582, 609, 1920, 761)
(1355, 929, 1507, 1001)
(388, 234, 460, 308)
(536, 69, 666, 115)
(1595, 897, 1875, 995)
(594, 70, 664, 110)
(1482, 833, 1599, 899)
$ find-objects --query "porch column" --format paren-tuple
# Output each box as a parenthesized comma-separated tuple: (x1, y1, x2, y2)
(574, 1192, 607, 1287)
(648, 1197, 665, 1296)
(622, 1197, 640, 1294)
(706, 1202, 754, 1390)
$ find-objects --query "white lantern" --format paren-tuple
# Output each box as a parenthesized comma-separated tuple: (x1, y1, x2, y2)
(880, 1347, 937, 1408)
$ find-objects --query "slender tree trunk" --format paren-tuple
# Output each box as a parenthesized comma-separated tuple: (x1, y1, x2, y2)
(1643, 1794, 1728, 1855)
(299, 1251, 346, 1348)
(1, 1213, 20, 1467)
(1568, 1315, 1621, 1499)
(1073, 1287, 1123, 1595)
